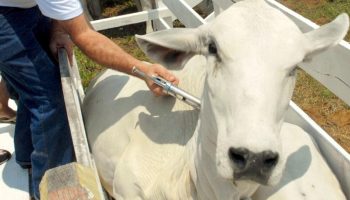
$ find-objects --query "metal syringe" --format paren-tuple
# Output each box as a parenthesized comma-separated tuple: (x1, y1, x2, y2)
(132, 66, 201, 110)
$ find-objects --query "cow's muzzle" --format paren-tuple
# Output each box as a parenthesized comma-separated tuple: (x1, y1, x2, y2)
(228, 147, 279, 184)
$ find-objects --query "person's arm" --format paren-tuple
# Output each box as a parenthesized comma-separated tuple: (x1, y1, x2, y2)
(52, 14, 179, 96)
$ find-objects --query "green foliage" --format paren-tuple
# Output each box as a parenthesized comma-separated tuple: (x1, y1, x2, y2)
(321, 89, 334, 98)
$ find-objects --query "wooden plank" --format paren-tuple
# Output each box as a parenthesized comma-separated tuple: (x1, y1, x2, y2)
(266, 0, 350, 106)
(40, 163, 102, 200)
(59, 49, 91, 167)
(163, 0, 206, 28)
(58, 49, 107, 200)
(91, 7, 174, 31)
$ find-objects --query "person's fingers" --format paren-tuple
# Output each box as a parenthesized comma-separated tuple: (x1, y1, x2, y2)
(152, 87, 164, 96)
(170, 76, 179, 85)
(142, 64, 180, 96)
(148, 82, 163, 96)
(152, 64, 179, 85)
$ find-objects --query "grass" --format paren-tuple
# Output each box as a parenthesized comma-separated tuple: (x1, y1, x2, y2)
(279, 0, 350, 40)
(76, 0, 350, 152)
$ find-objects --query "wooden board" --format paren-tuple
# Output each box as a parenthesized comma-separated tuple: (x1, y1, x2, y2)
(58, 49, 107, 200)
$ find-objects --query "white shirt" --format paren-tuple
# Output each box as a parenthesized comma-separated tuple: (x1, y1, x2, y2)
(0, 0, 83, 20)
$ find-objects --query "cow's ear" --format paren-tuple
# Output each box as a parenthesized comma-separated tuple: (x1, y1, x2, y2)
(135, 28, 201, 69)
(304, 13, 349, 60)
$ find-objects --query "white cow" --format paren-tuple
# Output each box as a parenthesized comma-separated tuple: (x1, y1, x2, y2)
(82, 0, 349, 199)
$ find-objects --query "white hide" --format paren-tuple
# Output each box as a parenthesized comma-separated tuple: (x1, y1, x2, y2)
(83, 0, 349, 199)
(252, 123, 346, 200)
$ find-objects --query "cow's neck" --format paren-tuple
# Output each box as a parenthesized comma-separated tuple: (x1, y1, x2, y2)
(185, 88, 240, 200)
(189, 83, 260, 200)
(146, 57, 239, 199)
(143, 139, 196, 200)
(144, 58, 205, 200)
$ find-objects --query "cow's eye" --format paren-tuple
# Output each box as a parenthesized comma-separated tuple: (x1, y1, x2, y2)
(208, 42, 217, 55)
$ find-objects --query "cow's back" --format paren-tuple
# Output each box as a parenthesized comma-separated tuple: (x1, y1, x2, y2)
(82, 56, 206, 195)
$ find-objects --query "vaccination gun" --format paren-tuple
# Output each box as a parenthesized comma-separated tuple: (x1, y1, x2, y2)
(132, 66, 201, 110)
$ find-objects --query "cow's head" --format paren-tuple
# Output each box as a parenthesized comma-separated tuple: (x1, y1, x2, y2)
(136, 0, 348, 187)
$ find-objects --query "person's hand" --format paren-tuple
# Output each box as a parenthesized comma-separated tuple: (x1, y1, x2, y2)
(50, 32, 73, 63)
(142, 64, 179, 96)
(50, 21, 74, 64)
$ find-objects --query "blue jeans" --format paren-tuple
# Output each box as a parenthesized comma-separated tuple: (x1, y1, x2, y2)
(0, 6, 75, 199)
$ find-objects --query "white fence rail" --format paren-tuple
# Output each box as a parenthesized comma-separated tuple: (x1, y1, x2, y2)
(91, 0, 204, 31)
(85, 0, 350, 198)
(91, 7, 173, 31)
(266, 0, 350, 107)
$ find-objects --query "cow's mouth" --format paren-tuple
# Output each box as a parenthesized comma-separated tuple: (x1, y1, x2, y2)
(233, 171, 270, 185)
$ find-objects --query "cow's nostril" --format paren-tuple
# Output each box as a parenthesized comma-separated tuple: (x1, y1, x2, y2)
(228, 147, 249, 170)
(262, 151, 279, 169)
